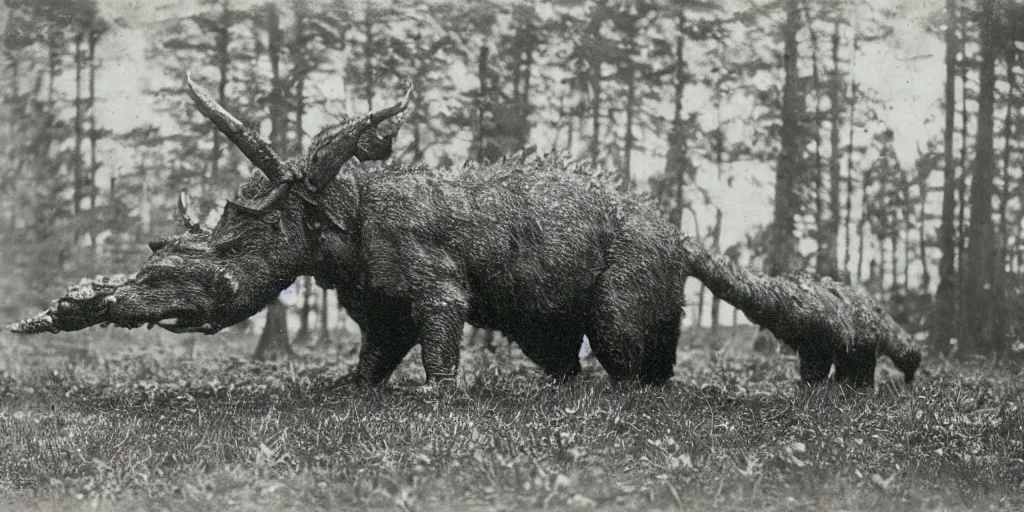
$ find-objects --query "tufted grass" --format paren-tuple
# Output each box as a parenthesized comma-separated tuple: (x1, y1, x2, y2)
(0, 326, 1021, 511)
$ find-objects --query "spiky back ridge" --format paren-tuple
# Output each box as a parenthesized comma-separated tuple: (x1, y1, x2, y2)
(361, 152, 658, 212)
(322, 152, 689, 326)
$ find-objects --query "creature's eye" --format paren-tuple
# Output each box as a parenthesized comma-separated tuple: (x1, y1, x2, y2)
(214, 238, 246, 257)
(220, 245, 244, 257)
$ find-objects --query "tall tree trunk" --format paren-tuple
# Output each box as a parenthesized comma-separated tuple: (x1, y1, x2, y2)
(295, 277, 314, 345)
(139, 160, 150, 236)
(316, 288, 333, 348)
(709, 208, 723, 337)
(6, 55, 18, 230)
(73, 32, 84, 219)
(957, 13, 970, 287)
(40, 27, 59, 248)
(711, 54, 725, 339)
(997, 48, 1016, 293)
(293, 19, 313, 346)
(476, 45, 489, 161)
(253, 4, 292, 361)
(521, 33, 533, 149)
(623, 64, 635, 191)
(961, 0, 998, 356)
(857, 168, 870, 285)
(87, 29, 99, 211)
(211, 0, 231, 184)
(622, 26, 637, 191)
(589, 39, 603, 163)
(564, 93, 575, 154)
(696, 282, 705, 328)
(808, 19, 828, 278)
(843, 30, 859, 277)
(266, 5, 286, 151)
(878, 233, 887, 300)
(664, 16, 687, 229)
(768, 0, 802, 277)
(255, 298, 291, 361)
(918, 167, 931, 292)
(590, 76, 602, 162)
(891, 234, 899, 293)
(7, 56, 16, 143)
(903, 173, 913, 292)
(827, 21, 843, 280)
(363, 4, 374, 110)
(47, 28, 57, 110)
(1015, 211, 1024, 275)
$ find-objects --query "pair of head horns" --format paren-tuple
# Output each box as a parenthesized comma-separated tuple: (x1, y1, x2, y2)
(183, 73, 412, 212)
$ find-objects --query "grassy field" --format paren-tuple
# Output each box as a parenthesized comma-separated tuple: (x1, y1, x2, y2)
(0, 326, 1021, 511)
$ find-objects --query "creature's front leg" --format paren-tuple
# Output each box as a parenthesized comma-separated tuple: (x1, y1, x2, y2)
(350, 325, 418, 385)
(412, 284, 469, 383)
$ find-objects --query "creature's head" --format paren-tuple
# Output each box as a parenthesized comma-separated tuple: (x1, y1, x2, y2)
(112, 75, 412, 333)
(100, 193, 231, 333)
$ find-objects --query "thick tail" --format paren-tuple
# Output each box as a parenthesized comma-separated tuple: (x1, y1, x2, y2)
(678, 236, 766, 320)
(677, 236, 818, 341)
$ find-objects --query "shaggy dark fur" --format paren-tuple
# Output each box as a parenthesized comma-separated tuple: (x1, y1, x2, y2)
(12, 77, 922, 389)
(682, 240, 922, 386)
(225, 155, 689, 384)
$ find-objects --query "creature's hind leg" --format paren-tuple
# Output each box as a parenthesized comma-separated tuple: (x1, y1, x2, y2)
(512, 326, 585, 380)
(587, 278, 681, 385)
(638, 313, 680, 385)
(834, 346, 877, 388)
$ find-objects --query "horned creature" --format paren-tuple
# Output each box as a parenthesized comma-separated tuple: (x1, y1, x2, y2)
(11, 74, 921, 388)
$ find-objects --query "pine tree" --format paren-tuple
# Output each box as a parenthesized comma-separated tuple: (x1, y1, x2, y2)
(768, 0, 802, 277)
(961, 0, 999, 355)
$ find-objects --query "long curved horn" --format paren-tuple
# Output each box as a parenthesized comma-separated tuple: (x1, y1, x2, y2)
(185, 73, 285, 183)
(306, 85, 413, 191)
(355, 100, 411, 162)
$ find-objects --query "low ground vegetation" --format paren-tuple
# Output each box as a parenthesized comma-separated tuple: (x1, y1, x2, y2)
(0, 327, 1021, 511)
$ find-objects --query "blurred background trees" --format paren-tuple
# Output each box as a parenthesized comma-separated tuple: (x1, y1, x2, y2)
(3, 0, 1023, 362)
